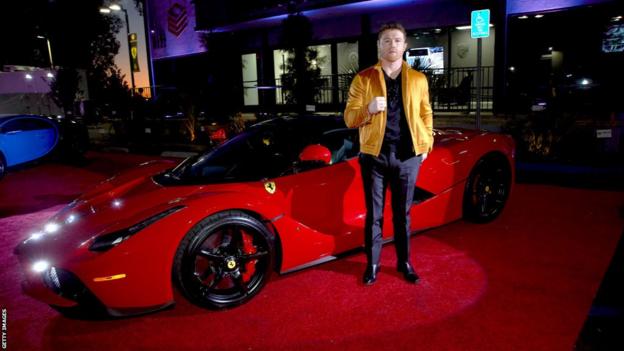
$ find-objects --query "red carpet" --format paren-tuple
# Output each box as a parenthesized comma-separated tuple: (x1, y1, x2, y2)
(1, 153, 622, 350)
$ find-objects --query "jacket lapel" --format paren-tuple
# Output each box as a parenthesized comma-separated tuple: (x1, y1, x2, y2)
(373, 61, 386, 98)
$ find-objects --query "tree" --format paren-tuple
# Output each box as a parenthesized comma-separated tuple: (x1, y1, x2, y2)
(199, 31, 244, 118)
(0, 0, 130, 118)
(86, 8, 132, 118)
(279, 14, 325, 112)
(49, 67, 81, 114)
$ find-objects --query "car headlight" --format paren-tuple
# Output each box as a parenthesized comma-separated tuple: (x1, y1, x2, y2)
(32, 260, 51, 273)
(89, 206, 185, 252)
(44, 222, 61, 234)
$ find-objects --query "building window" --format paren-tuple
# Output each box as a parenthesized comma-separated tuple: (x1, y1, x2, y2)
(241, 53, 259, 106)
(337, 41, 359, 74)
(273, 45, 333, 105)
(273, 49, 290, 104)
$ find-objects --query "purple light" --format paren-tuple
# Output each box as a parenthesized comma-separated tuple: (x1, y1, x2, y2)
(204, 0, 427, 33)
(507, 0, 612, 15)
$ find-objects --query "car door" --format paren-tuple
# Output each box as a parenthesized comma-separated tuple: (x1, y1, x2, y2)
(1, 118, 32, 166)
(275, 128, 366, 253)
(0, 117, 57, 166)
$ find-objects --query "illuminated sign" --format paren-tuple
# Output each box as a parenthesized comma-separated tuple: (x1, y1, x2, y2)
(471, 9, 491, 38)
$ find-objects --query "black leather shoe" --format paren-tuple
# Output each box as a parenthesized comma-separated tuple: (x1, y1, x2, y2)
(363, 264, 380, 285)
(397, 262, 419, 283)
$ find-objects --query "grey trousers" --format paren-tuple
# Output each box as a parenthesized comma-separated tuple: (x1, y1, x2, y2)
(359, 150, 422, 266)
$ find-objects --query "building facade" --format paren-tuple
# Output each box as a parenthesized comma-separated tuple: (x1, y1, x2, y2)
(144, 0, 623, 116)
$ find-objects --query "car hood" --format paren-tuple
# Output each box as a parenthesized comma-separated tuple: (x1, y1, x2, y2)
(433, 128, 481, 146)
(15, 160, 204, 258)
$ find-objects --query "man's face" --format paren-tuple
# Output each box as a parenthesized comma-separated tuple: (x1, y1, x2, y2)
(378, 29, 407, 63)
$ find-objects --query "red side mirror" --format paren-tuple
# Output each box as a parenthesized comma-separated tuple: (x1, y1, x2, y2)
(299, 144, 331, 165)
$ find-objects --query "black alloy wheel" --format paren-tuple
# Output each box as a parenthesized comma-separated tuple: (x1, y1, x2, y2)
(173, 210, 275, 309)
(463, 156, 511, 223)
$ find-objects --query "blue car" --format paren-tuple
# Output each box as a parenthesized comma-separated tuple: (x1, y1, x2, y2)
(0, 114, 59, 179)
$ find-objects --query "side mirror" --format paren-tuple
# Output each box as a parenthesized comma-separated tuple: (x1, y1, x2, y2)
(299, 144, 331, 165)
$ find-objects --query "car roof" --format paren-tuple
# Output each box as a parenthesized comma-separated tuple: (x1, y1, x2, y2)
(0, 114, 62, 129)
(252, 115, 347, 135)
(0, 114, 45, 120)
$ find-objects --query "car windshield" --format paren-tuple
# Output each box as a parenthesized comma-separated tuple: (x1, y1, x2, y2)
(154, 116, 357, 185)
(159, 120, 304, 184)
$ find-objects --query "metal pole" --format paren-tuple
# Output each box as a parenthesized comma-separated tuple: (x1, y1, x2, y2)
(476, 37, 482, 130)
(46, 38, 54, 69)
(142, 0, 156, 98)
(123, 8, 136, 95)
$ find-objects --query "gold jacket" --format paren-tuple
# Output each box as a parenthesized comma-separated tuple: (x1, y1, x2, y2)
(344, 60, 434, 156)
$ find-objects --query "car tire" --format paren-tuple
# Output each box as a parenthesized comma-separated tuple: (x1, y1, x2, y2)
(0, 153, 6, 180)
(173, 210, 275, 309)
(463, 154, 512, 223)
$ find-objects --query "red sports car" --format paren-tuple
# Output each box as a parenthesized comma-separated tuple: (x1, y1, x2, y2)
(14, 115, 515, 317)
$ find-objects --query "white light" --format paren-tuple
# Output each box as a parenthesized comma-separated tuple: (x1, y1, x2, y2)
(548, 47, 553, 51)
(566, 74, 573, 78)
(31, 232, 45, 240)
(535, 14, 544, 18)
(509, 66, 515, 72)
(434, 28, 442, 33)
(112, 199, 123, 208)
(36, 35, 45, 39)
(612, 16, 622, 22)
(518, 15, 528, 19)
(580, 79, 590, 86)
(99, 8, 111, 14)
(25, 74, 33, 80)
(32, 260, 50, 273)
(112, 237, 124, 245)
(26, 232, 45, 243)
(46, 72, 54, 78)
(109, 4, 121, 11)
(44, 222, 61, 233)
(65, 214, 77, 224)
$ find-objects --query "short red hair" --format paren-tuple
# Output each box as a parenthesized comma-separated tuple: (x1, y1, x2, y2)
(378, 22, 407, 40)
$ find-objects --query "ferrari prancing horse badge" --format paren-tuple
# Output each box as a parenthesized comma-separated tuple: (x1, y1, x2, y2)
(264, 181, 276, 194)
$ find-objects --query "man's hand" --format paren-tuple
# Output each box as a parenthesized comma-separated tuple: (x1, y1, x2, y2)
(368, 97, 386, 114)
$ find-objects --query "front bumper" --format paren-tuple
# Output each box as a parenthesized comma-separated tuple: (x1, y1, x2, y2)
(19, 264, 174, 317)
(15, 241, 176, 317)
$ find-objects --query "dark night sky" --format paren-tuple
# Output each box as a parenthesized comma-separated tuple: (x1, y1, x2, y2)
(0, 0, 119, 69)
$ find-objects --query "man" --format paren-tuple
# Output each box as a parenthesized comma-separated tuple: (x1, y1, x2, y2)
(344, 22, 434, 285)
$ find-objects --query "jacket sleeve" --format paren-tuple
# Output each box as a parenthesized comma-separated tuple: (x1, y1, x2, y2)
(343, 74, 371, 128)
(419, 75, 434, 151)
